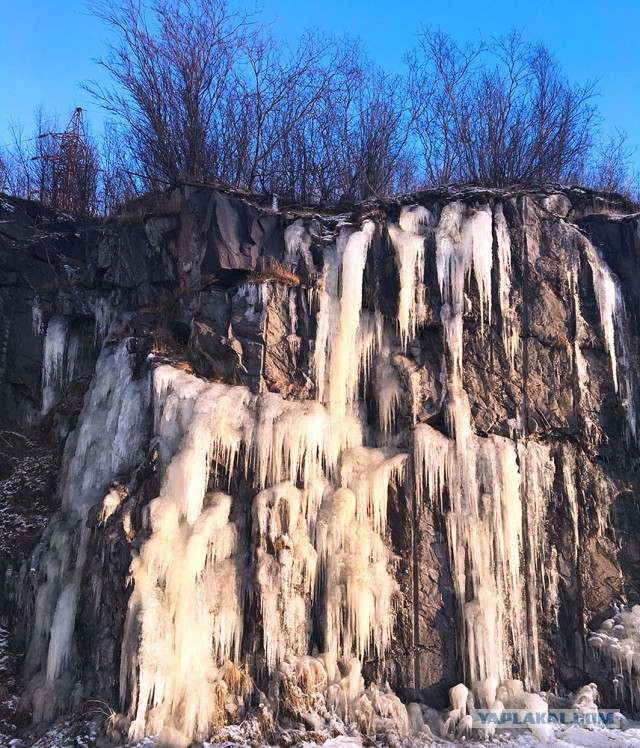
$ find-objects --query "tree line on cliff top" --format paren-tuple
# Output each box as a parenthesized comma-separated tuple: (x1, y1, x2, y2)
(1, 0, 638, 216)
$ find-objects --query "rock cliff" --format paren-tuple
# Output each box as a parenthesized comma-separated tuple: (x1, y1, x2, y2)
(0, 185, 639, 745)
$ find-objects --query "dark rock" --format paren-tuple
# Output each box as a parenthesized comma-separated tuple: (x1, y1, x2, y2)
(190, 320, 245, 383)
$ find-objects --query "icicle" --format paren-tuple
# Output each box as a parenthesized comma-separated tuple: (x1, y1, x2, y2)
(340, 446, 408, 533)
(358, 309, 384, 399)
(124, 483, 245, 741)
(287, 287, 300, 352)
(124, 355, 404, 738)
(442, 424, 526, 687)
(494, 204, 518, 369)
(253, 392, 353, 491)
(41, 316, 86, 415)
(567, 263, 594, 429)
(284, 218, 315, 273)
(27, 341, 151, 720)
(374, 355, 403, 440)
(561, 447, 580, 563)
(436, 203, 493, 381)
(329, 221, 374, 417)
(313, 446, 404, 666)
(583, 239, 636, 440)
(94, 297, 113, 346)
(472, 435, 524, 685)
(316, 486, 398, 663)
(254, 482, 317, 671)
(590, 604, 640, 710)
(388, 206, 428, 346)
(41, 315, 71, 415)
(237, 281, 269, 315)
(46, 529, 90, 681)
(32, 295, 44, 336)
(100, 486, 125, 524)
(464, 205, 493, 332)
(420, 199, 553, 690)
(398, 205, 431, 235)
(313, 247, 339, 405)
(413, 423, 450, 505)
(518, 440, 556, 691)
(151, 366, 258, 523)
(436, 203, 467, 381)
(315, 222, 378, 423)
(583, 241, 621, 392)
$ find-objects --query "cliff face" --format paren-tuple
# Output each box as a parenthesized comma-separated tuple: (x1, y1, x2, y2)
(0, 185, 639, 744)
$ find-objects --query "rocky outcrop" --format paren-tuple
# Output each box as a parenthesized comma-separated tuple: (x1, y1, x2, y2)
(1, 185, 640, 742)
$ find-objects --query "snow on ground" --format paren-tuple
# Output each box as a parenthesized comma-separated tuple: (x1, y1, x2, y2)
(2, 722, 640, 747)
(482, 725, 640, 747)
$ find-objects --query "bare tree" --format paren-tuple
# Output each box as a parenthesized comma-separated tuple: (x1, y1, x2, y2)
(0, 10, 606, 207)
(581, 128, 639, 198)
(406, 29, 598, 187)
(0, 153, 6, 194)
(291, 42, 416, 202)
(1, 120, 38, 199)
(86, 0, 250, 185)
(239, 28, 345, 195)
(85, 0, 418, 202)
(406, 32, 483, 185)
(98, 121, 141, 214)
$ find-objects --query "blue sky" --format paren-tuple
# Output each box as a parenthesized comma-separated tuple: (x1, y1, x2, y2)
(1, 0, 639, 158)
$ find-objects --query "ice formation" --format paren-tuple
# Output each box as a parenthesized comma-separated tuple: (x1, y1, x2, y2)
(25, 342, 151, 721)
(117, 220, 406, 741)
(437, 203, 493, 349)
(41, 315, 71, 414)
(274, 656, 411, 741)
(435, 202, 493, 380)
(584, 242, 623, 393)
(589, 605, 640, 709)
(494, 203, 519, 370)
(254, 482, 317, 670)
(414, 201, 556, 691)
(32, 295, 44, 337)
(567, 262, 598, 440)
(40, 313, 90, 415)
(314, 221, 381, 425)
(23, 198, 639, 745)
(388, 205, 430, 345)
(284, 218, 315, 274)
(316, 484, 398, 663)
(122, 360, 404, 737)
(583, 239, 636, 440)
(94, 296, 113, 344)
(123, 490, 246, 740)
(374, 353, 403, 440)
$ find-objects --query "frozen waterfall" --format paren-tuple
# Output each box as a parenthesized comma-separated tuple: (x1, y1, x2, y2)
(20, 195, 639, 745)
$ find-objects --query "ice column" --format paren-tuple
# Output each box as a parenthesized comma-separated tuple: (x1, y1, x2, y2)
(583, 240, 636, 440)
(41, 315, 71, 415)
(254, 482, 317, 671)
(388, 205, 429, 346)
(413, 202, 550, 690)
(314, 221, 380, 427)
(27, 341, 150, 721)
(123, 368, 253, 741)
(495, 204, 519, 370)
